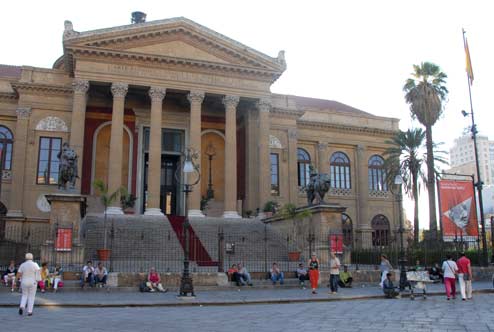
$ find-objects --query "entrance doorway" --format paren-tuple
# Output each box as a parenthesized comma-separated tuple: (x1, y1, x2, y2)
(143, 154, 180, 215)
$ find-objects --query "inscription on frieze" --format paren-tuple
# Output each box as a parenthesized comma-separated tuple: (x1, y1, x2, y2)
(104, 64, 265, 91)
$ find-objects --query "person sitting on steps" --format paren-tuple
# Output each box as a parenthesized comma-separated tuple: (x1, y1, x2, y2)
(237, 263, 253, 286)
(94, 262, 108, 288)
(146, 267, 168, 293)
(338, 265, 353, 288)
(80, 261, 95, 289)
(296, 263, 309, 289)
(270, 262, 284, 285)
(227, 264, 242, 286)
(383, 272, 401, 299)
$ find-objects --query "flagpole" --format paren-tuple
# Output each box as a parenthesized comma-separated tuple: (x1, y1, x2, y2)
(462, 28, 488, 265)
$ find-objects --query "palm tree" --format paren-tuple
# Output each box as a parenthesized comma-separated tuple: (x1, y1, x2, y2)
(384, 129, 427, 244)
(403, 62, 448, 239)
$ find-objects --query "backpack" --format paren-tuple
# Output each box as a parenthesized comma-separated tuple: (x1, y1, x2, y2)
(139, 281, 151, 292)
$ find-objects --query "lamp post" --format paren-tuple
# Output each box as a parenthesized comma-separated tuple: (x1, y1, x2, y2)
(205, 142, 216, 200)
(461, 109, 488, 266)
(393, 174, 408, 290)
(176, 148, 201, 297)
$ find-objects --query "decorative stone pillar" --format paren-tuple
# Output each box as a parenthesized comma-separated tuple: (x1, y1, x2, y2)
(287, 128, 298, 204)
(7, 107, 32, 217)
(317, 142, 329, 173)
(69, 79, 89, 192)
(145, 87, 166, 216)
(222, 95, 241, 218)
(187, 91, 205, 218)
(356, 145, 371, 246)
(257, 98, 271, 211)
(106, 83, 128, 215)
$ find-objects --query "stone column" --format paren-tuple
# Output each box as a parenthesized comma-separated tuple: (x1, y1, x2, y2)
(106, 83, 128, 215)
(257, 98, 271, 212)
(287, 128, 298, 204)
(69, 79, 89, 192)
(7, 107, 32, 217)
(144, 87, 166, 216)
(222, 95, 241, 218)
(356, 144, 371, 246)
(318, 142, 329, 173)
(187, 91, 205, 217)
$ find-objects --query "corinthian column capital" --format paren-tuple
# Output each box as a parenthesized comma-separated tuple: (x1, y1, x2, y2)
(257, 98, 271, 113)
(148, 87, 166, 101)
(222, 95, 240, 109)
(72, 79, 89, 94)
(16, 107, 32, 119)
(187, 91, 205, 105)
(111, 83, 128, 98)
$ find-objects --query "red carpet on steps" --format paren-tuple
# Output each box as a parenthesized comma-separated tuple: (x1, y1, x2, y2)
(167, 215, 218, 267)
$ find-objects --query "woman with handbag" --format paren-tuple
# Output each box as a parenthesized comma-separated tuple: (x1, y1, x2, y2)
(16, 253, 41, 316)
(457, 252, 472, 300)
(441, 255, 458, 300)
(307, 253, 320, 294)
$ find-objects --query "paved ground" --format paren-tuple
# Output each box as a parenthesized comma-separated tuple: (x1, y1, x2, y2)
(0, 281, 492, 307)
(2, 294, 494, 332)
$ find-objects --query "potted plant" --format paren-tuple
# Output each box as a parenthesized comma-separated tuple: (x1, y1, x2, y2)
(120, 187, 137, 214)
(277, 203, 312, 261)
(263, 200, 279, 218)
(93, 179, 120, 261)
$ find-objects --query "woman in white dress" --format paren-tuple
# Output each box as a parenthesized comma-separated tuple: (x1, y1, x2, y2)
(16, 253, 41, 316)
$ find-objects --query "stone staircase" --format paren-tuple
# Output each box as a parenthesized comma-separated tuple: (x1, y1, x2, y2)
(82, 214, 185, 272)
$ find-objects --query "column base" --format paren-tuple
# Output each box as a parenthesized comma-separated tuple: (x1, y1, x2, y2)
(222, 211, 241, 219)
(144, 208, 164, 216)
(6, 210, 24, 218)
(105, 206, 124, 215)
(188, 209, 205, 218)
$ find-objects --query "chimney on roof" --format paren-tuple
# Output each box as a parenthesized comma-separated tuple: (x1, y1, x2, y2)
(131, 12, 147, 24)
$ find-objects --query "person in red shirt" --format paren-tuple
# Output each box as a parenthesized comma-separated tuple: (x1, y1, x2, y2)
(146, 267, 168, 292)
(456, 252, 472, 300)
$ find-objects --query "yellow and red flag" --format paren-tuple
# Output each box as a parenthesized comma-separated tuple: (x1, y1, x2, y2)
(465, 38, 474, 84)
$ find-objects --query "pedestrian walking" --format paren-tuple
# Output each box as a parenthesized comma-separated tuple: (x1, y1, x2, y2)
(457, 252, 472, 300)
(329, 252, 340, 294)
(442, 255, 458, 300)
(307, 253, 320, 294)
(379, 255, 393, 288)
(16, 253, 41, 316)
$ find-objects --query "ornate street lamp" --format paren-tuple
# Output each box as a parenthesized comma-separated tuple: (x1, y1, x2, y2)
(205, 142, 216, 200)
(175, 147, 201, 297)
(461, 109, 489, 265)
(392, 174, 408, 290)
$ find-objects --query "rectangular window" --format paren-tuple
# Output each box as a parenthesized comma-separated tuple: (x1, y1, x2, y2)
(37, 137, 62, 185)
(270, 153, 279, 196)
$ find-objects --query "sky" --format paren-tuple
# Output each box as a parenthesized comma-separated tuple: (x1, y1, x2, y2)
(2, 0, 493, 229)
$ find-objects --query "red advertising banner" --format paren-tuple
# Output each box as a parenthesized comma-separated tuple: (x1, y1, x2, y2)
(329, 234, 344, 254)
(55, 228, 72, 251)
(438, 180, 479, 241)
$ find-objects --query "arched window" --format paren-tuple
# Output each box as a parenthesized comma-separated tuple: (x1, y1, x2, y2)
(371, 214, 390, 246)
(0, 125, 13, 170)
(368, 155, 387, 191)
(342, 213, 353, 246)
(330, 152, 351, 189)
(297, 148, 311, 187)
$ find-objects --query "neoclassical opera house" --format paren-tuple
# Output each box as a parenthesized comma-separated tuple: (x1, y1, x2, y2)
(0, 15, 400, 246)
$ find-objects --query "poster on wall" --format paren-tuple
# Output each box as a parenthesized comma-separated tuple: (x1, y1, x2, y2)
(438, 180, 479, 242)
(329, 234, 344, 254)
(55, 228, 72, 251)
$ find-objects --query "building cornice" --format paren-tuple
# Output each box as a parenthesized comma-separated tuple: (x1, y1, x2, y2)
(0, 92, 18, 101)
(270, 107, 305, 119)
(297, 119, 397, 137)
(11, 82, 73, 96)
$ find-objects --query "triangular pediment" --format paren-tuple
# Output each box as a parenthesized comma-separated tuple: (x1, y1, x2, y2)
(61, 17, 286, 76)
